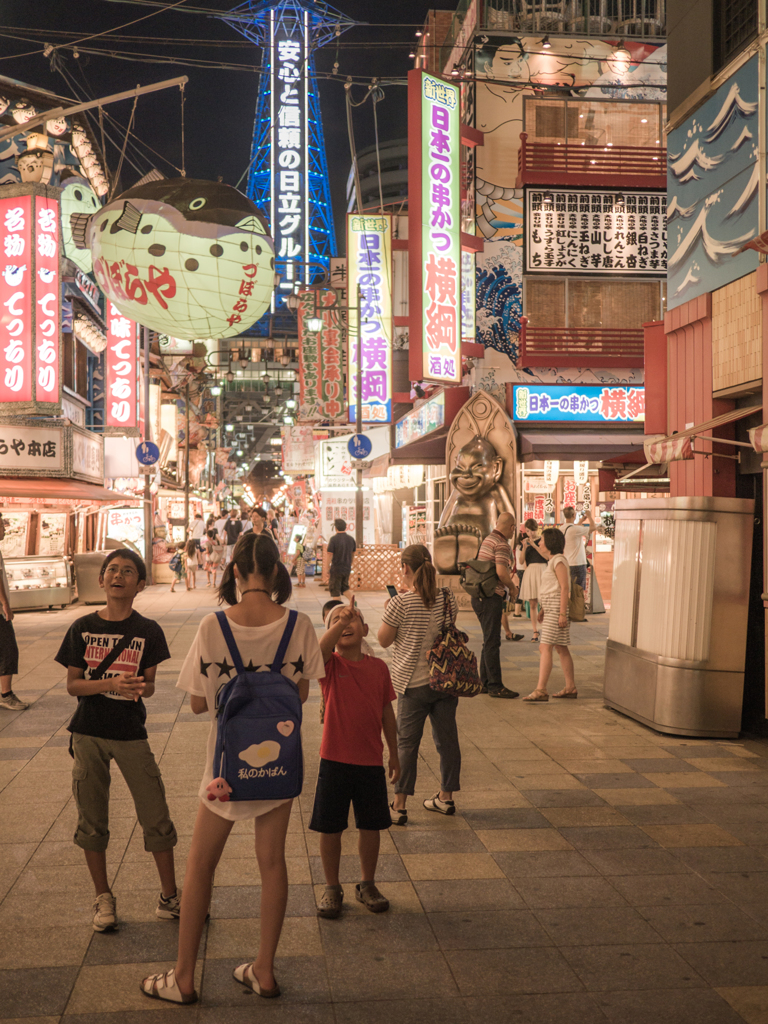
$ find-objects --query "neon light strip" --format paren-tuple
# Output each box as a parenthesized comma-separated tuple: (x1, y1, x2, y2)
(269, 9, 275, 313)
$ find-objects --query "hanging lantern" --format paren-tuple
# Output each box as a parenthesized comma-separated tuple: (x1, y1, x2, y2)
(76, 178, 275, 340)
(543, 496, 554, 515)
(60, 177, 100, 274)
(543, 459, 560, 490)
(574, 460, 589, 486)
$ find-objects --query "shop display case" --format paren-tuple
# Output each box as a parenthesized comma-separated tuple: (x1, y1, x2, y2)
(6, 554, 74, 610)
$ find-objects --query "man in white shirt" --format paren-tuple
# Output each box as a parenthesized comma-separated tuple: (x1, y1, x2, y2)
(214, 512, 229, 546)
(189, 513, 205, 567)
(561, 506, 599, 592)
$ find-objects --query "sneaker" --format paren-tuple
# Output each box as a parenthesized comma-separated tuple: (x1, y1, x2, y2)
(424, 793, 456, 816)
(488, 687, 520, 699)
(156, 889, 182, 920)
(389, 802, 408, 827)
(0, 690, 29, 711)
(93, 891, 117, 932)
(317, 885, 344, 919)
(355, 883, 389, 913)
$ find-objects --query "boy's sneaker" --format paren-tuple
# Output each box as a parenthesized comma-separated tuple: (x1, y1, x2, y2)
(389, 802, 407, 827)
(424, 793, 456, 816)
(92, 891, 117, 932)
(317, 885, 343, 919)
(156, 889, 182, 919)
(355, 883, 389, 913)
(0, 691, 29, 711)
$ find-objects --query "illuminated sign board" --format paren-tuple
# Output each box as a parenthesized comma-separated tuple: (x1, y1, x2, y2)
(105, 302, 138, 429)
(347, 214, 392, 424)
(297, 289, 345, 422)
(0, 195, 33, 402)
(513, 385, 645, 423)
(34, 195, 60, 403)
(525, 190, 666, 275)
(461, 250, 475, 341)
(408, 70, 462, 385)
(271, 12, 308, 301)
(395, 391, 445, 448)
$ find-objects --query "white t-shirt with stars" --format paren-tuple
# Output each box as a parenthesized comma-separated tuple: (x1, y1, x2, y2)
(176, 608, 325, 820)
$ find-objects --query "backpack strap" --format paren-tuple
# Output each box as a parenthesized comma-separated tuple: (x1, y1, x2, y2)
(271, 609, 298, 673)
(215, 611, 245, 676)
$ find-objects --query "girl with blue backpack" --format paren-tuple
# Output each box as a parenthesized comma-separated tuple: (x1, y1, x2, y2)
(140, 532, 325, 1005)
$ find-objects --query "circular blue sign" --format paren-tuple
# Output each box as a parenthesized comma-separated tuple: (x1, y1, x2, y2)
(347, 434, 373, 460)
(136, 441, 160, 466)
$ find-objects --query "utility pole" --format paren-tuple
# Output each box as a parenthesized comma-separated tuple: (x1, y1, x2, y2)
(184, 383, 191, 536)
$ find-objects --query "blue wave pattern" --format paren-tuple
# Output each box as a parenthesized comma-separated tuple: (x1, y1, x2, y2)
(475, 256, 522, 360)
(667, 56, 759, 309)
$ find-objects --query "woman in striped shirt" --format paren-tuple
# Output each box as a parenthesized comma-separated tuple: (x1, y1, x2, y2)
(378, 545, 461, 826)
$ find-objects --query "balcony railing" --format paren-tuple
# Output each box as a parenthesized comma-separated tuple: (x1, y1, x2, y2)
(517, 133, 666, 188)
(519, 317, 645, 367)
(481, 0, 665, 36)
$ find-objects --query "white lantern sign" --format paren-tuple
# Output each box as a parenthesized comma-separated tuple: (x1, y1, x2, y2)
(574, 460, 589, 485)
(543, 460, 560, 490)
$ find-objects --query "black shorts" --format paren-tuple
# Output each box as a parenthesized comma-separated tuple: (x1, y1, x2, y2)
(0, 616, 19, 675)
(329, 571, 350, 597)
(309, 758, 391, 833)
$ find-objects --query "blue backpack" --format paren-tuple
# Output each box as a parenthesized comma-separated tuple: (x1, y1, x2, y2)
(212, 610, 303, 802)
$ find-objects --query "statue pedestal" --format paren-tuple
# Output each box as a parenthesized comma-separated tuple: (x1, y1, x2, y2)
(437, 574, 473, 610)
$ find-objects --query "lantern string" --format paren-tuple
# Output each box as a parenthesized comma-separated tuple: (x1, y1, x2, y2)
(180, 81, 186, 177)
(110, 88, 139, 200)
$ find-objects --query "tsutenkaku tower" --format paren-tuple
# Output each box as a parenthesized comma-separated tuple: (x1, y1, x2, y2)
(223, 0, 354, 323)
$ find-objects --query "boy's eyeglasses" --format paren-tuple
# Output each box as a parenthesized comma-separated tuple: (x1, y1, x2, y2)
(103, 566, 138, 579)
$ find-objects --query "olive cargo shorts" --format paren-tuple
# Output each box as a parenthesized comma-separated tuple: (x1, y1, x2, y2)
(71, 732, 177, 853)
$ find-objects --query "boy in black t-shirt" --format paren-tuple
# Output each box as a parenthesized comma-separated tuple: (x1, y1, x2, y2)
(55, 549, 179, 933)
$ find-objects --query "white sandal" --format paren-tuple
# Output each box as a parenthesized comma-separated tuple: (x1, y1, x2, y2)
(139, 968, 198, 1004)
(233, 962, 281, 998)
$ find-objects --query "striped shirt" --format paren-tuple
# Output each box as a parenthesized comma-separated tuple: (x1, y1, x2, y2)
(478, 530, 512, 596)
(381, 588, 459, 695)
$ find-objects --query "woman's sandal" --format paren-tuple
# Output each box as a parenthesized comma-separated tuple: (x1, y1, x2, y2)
(552, 689, 578, 699)
(531, 633, 539, 642)
(522, 690, 549, 702)
(139, 969, 198, 1005)
(233, 962, 281, 999)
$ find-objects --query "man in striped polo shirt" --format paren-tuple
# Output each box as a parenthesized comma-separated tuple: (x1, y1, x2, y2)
(471, 512, 520, 699)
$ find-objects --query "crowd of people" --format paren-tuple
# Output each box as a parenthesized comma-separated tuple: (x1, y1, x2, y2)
(0, 502, 599, 1004)
(169, 506, 281, 592)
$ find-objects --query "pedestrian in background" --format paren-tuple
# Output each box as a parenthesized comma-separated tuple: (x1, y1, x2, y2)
(513, 532, 527, 617)
(184, 540, 198, 591)
(205, 530, 223, 588)
(519, 519, 547, 643)
(224, 508, 243, 562)
(326, 519, 356, 598)
(561, 506, 599, 593)
(169, 543, 186, 594)
(470, 513, 520, 699)
(0, 517, 27, 711)
(523, 527, 577, 701)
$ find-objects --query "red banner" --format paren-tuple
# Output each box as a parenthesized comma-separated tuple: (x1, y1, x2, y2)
(34, 195, 60, 403)
(297, 290, 345, 422)
(0, 195, 32, 402)
(106, 302, 138, 428)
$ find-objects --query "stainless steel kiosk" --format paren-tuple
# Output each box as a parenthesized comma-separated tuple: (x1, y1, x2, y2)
(604, 497, 754, 738)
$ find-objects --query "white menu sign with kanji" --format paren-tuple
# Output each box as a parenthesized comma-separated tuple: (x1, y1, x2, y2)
(525, 189, 666, 275)
(0, 425, 63, 470)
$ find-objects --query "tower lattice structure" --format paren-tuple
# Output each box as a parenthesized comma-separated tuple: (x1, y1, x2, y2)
(223, 0, 354, 334)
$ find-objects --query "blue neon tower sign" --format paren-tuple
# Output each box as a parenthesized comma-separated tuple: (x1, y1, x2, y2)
(223, 0, 354, 320)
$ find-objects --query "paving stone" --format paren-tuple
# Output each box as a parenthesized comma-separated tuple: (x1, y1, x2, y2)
(492, 850, 598, 878)
(512, 875, 628, 910)
(412, 879, 526, 913)
(464, 993, 609, 1024)
(560, 942, 705, 991)
(535, 906, 662, 946)
(325, 951, 458, 1002)
(459, 808, 552, 830)
(597, 988, 746, 1023)
(638, 904, 768, 943)
(557, 826, 660, 850)
(674, 942, 768, 986)
(443, 947, 582, 996)
(580, 848, 691, 876)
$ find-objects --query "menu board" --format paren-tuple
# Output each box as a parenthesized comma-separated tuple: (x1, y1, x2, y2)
(0, 512, 29, 558)
(38, 512, 67, 556)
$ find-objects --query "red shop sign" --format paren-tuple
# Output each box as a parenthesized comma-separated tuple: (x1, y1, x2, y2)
(106, 302, 138, 428)
(34, 195, 60, 403)
(0, 195, 33, 402)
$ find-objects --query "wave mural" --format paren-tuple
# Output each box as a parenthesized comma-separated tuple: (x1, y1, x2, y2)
(667, 56, 759, 310)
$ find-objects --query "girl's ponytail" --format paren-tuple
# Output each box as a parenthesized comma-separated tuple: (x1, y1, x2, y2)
(402, 544, 437, 608)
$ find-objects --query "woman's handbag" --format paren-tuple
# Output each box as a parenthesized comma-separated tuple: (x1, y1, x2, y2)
(427, 589, 482, 697)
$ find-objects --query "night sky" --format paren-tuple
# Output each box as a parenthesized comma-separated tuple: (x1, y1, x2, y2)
(1, 0, 436, 251)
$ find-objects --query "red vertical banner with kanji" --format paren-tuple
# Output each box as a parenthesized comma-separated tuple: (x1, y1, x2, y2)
(34, 195, 60, 404)
(106, 303, 138, 429)
(297, 289, 345, 423)
(408, 69, 461, 385)
(0, 195, 32, 403)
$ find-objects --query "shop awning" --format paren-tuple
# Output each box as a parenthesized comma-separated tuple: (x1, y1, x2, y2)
(645, 404, 762, 463)
(389, 433, 447, 465)
(516, 430, 644, 462)
(0, 477, 128, 504)
(750, 423, 768, 453)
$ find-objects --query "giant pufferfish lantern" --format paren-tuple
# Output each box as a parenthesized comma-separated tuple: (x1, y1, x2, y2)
(71, 178, 275, 339)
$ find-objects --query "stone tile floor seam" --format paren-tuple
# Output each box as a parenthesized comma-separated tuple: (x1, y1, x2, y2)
(2, 579, 768, 1022)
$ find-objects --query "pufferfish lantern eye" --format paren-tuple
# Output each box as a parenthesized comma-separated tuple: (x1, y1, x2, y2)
(189, 197, 206, 210)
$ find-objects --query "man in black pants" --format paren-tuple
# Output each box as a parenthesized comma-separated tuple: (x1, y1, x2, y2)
(471, 512, 520, 699)
(0, 517, 27, 711)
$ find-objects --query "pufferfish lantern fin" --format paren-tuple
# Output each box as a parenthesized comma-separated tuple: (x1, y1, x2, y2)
(115, 201, 142, 234)
(69, 212, 91, 250)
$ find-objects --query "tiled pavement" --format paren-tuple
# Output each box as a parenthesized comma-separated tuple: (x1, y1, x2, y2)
(3, 579, 768, 1022)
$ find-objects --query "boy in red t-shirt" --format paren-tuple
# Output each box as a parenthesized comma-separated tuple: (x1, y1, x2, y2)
(310, 595, 399, 919)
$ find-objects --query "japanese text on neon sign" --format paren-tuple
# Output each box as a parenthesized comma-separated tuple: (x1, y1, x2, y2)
(106, 303, 137, 427)
(35, 197, 60, 402)
(348, 215, 392, 424)
(513, 385, 645, 423)
(0, 196, 32, 401)
(273, 33, 304, 293)
(421, 75, 460, 384)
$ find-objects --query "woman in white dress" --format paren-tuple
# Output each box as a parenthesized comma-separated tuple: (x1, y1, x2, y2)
(522, 527, 577, 702)
(140, 532, 325, 1004)
(518, 519, 547, 642)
